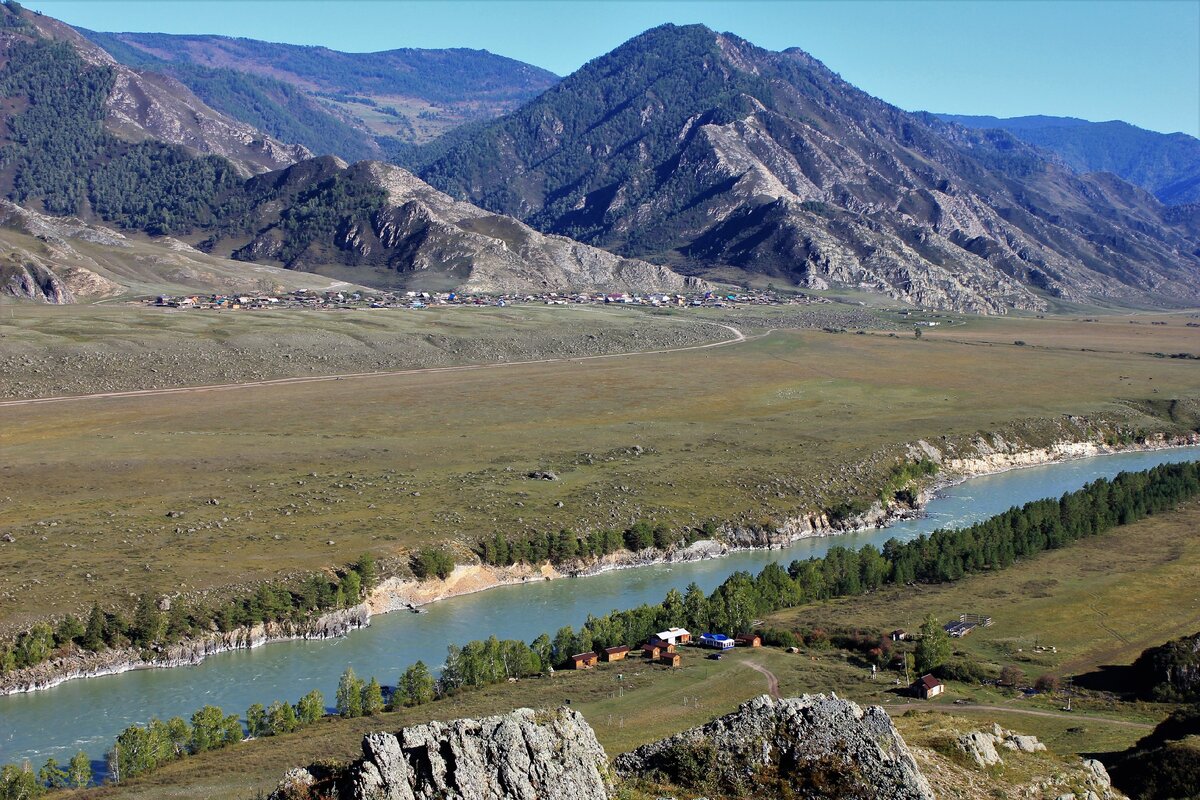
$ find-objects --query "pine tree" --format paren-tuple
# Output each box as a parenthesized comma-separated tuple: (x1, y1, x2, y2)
(82, 604, 105, 651)
(399, 660, 435, 707)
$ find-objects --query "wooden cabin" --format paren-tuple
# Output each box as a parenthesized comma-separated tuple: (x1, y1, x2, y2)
(571, 651, 599, 670)
(602, 645, 630, 662)
(735, 633, 762, 647)
(642, 642, 675, 659)
(657, 652, 682, 668)
(913, 674, 944, 699)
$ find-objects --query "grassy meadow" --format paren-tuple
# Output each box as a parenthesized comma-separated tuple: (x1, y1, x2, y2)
(1, 305, 1199, 632)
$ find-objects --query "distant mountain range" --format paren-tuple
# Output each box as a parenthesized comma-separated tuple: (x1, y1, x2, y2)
(410, 24, 1200, 312)
(77, 29, 560, 161)
(1, 3, 1197, 310)
(934, 114, 1200, 205)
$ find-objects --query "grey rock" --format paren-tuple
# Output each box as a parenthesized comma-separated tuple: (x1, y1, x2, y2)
(327, 706, 613, 800)
(958, 731, 1004, 767)
(615, 694, 935, 800)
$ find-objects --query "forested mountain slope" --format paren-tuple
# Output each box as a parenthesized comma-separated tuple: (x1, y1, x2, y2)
(0, 4, 693, 298)
(0, 4, 307, 178)
(935, 114, 1200, 206)
(78, 29, 560, 159)
(414, 24, 1200, 313)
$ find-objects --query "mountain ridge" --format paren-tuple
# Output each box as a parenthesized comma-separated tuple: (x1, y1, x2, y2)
(413, 23, 1200, 312)
(76, 28, 560, 159)
(933, 113, 1200, 205)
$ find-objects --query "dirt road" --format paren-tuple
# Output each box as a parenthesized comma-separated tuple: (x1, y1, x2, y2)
(743, 660, 782, 698)
(0, 317, 746, 409)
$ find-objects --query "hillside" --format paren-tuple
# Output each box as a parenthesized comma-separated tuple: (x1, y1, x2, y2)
(0, 4, 307, 177)
(196, 156, 704, 293)
(414, 24, 1200, 313)
(0, 5, 691, 297)
(77, 29, 560, 158)
(0, 200, 360, 303)
(936, 114, 1200, 205)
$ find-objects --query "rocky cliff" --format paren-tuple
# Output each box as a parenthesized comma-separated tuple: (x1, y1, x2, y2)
(271, 707, 613, 800)
(616, 694, 935, 799)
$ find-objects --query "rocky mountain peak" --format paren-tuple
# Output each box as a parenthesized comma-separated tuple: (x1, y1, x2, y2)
(415, 24, 1200, 313)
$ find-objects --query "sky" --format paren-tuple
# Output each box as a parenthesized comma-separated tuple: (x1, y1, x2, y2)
(22, 0, 1200, 136)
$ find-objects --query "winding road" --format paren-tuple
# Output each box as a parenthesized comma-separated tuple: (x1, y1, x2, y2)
(744, 660, 782, 698)
(0, 316, 747, 409)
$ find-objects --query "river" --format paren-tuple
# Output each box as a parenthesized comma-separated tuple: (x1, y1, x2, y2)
(3, 445, 1199, 768)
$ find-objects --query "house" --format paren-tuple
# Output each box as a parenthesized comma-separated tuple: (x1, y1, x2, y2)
(570, 652, 599, 670)
(642, 642, 675, 659)
(735, 633, 762, 648)
(653, 628, 691, 646)
(657, 652, 681, 668)
(602, 645, 629, 662)
(698, 633, 735, 651)
(914, 674, 944, 699)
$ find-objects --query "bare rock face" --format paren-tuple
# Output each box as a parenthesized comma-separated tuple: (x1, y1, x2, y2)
(614, 694, 935, 800)
(275, 707, 613, 800)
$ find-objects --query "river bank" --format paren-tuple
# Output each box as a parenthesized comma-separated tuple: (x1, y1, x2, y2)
(3, 427, 1197, 697)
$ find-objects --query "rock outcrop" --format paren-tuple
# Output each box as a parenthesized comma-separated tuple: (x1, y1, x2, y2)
(272, 707, 613, 800)
(615, 694, 935, 799)
(956, 724, 1046, 768)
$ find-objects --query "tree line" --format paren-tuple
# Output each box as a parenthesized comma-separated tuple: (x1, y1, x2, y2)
(436, 461, 1200, 693)
(0, 555, 376, 677)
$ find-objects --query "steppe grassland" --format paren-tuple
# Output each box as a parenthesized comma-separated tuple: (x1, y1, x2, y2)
(1, 306, 1198, 634)
(60, 501, 1200, 800)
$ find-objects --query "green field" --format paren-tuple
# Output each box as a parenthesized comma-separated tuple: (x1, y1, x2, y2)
(62, 497, 1200, 800)
(1, 305, 1199, 632)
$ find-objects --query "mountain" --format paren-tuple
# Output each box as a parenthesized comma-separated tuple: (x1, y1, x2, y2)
(935, 114, 1200, 205)
(413, 24, 1200, 313)
(0, 5, 308, 178)
(196, 156, 704, 293)
(77, 29, 560, 160)
(0, 4, 691, 298)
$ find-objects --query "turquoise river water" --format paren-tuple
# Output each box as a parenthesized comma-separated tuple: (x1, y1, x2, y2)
(2, 445, 1199, 767)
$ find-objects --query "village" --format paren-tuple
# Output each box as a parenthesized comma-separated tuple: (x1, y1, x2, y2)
(567, 627, 762, 672)
(565, 615, 1001, 703)
(147, 287, 833, 312)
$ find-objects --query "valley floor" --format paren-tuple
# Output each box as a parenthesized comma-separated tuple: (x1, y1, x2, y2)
(1, 304, 1198, 634)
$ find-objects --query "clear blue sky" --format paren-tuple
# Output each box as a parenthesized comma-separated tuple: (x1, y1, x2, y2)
(23, 0, 1200, 136)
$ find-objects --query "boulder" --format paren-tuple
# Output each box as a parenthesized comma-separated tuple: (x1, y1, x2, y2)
(312, 706, 613, 800)
(957, 731, 1004, 767)
(615, 694, 935, 799)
